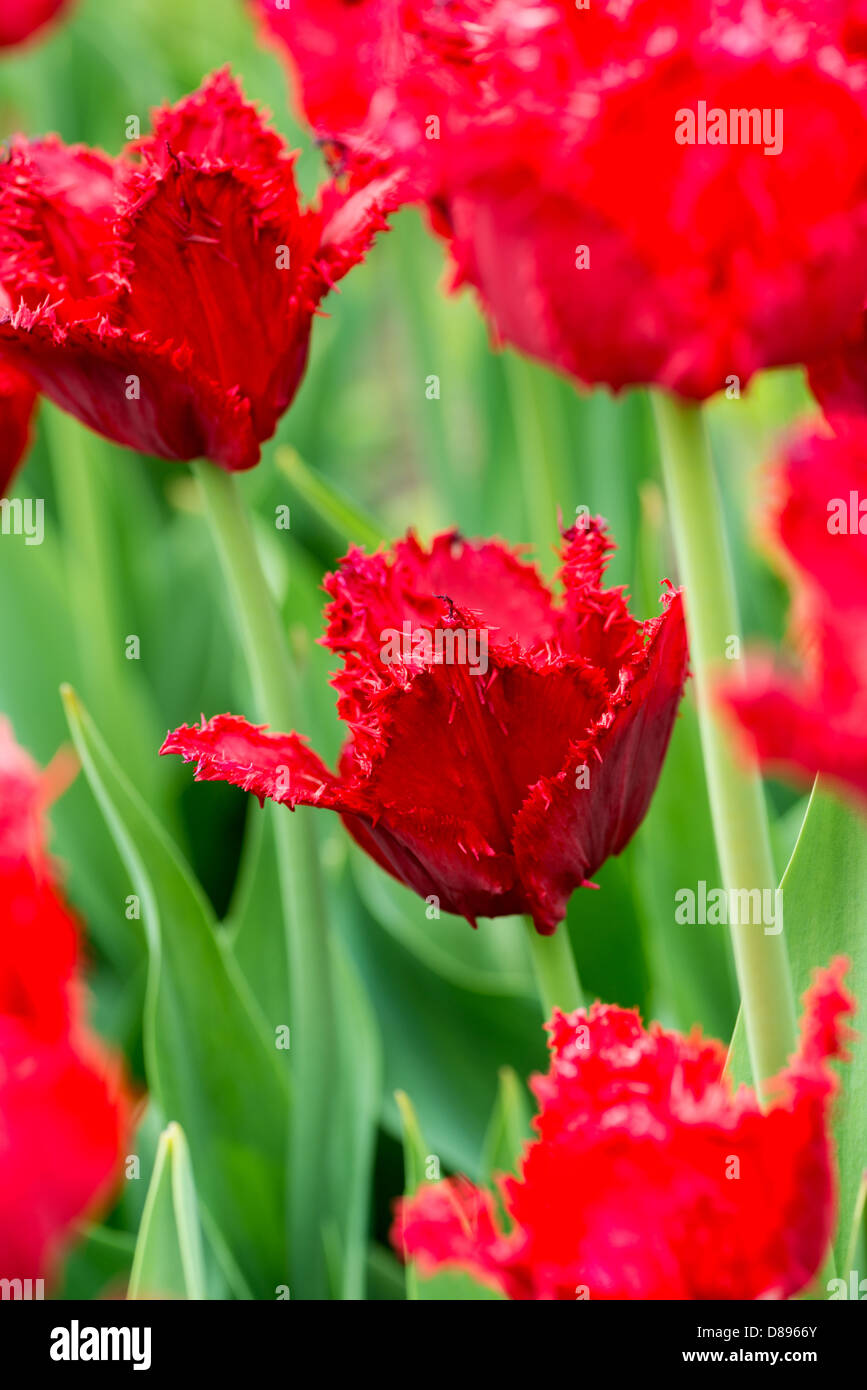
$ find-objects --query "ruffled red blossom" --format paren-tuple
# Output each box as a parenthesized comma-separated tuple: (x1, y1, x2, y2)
(162, 521, 687, 933)
(0, 721, 129, 1281)
(0, 69, 394, 470)
(392, 960, 854, 1300)
(258, 1, 867, 398)
(0, 0, 73, 49)
(0, 358, 37, 495)
(719, 427, 867, 804)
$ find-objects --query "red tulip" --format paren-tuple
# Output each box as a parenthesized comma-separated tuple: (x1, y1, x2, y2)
(0, 721, 129, 1281)
(392, 960, 854, 1299)
(0, 69, 395, 469)
(719, 427, 867, 805)
(162, 521, 688, 933)
(0, 0, 73, 49)
(257, 1, 867, 399)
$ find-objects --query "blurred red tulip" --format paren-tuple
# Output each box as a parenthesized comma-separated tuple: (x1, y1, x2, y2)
(393, 960, 854, 1299)
(719, 426, 867, 805)
(0, 0, 73, 50)
(0, 721, 129, 1283)
(257, 0, 867, 398)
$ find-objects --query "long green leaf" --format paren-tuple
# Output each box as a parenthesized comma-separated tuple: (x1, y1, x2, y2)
(728, 781, 867, 1270)
(480, 1067, 533, 1182)
(128, 1123, 206, 1301)
(61, 686, 290, 1297)
(329, 940, 382, 1300)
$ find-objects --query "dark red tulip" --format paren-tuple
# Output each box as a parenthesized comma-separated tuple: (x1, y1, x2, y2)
(162, 522, 688, 933)
(0, 70, 394, 469)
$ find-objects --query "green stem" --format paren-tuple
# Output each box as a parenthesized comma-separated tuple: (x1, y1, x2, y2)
(505, 353, 564, 576)
(192, 460, 333, 1299)
(46, 405, 159, 805)
(651, 394, 796, 1099)
(524, 918, 584, 1017)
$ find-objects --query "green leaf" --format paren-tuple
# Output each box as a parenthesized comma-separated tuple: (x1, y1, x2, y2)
(480, 1067, 533, 1182)
(57, 1226, 135, 1302)
(394, 1091, 427, 1302)
(843, 1172, 866, 1281)
(728, 781, 867, 1268)
(128, 1123, 206, 1300)
(343, 892, 544, 1175)
(275, 445, 385, 551)
(329, 939, 382, 1300)
(352, 849, 534, 998)
(61, 686, 290, 1297)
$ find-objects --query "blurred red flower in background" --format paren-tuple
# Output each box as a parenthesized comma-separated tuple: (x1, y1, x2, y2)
(257, 0, 867, 399)
(719, 427, 867, 805)
(0, 0, 73, 50)
(392, 960, 853, 1299)
(0, 69, 395, 469)
(0, 721, 129, 1281)
(162, 521, 688, 933)
(0, 358, 36, 495)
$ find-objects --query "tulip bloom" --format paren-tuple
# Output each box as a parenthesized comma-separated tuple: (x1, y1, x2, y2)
(0, 359, 36, 495)
(258, 0, 867, 399)
(0, 0, 73, 49)
(0, 721, 129, 1280)
(0, 69, 394, 469)
(162, 521, 687, 933)
(720, 428, 867, 805)
(393, 960, 853, 1299)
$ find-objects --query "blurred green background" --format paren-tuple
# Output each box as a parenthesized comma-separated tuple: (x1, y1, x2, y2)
(0, 0, 839, 1300)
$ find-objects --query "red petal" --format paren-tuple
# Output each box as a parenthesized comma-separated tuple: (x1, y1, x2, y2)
(0, 358, 37, 495)
(0, 303, 259, 469)
(254, 0, 400, 139)
(159, 712, 365, 813)
(556, 518, 645, 683)
(0, 136, 119, 303)
(391, 1177, 518, 1297)
(514, 589, 689, 932)
(0, 1018, 128, 1280)
(144, 68, 292, 173)
(115, 160, 319, 439)
(0, 0, 73, 50)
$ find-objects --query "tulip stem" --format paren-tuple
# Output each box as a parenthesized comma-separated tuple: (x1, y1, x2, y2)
(651, 394, 797, 1099)
(524, 918, 584, 1017)
(192, 459, 333, 1299)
